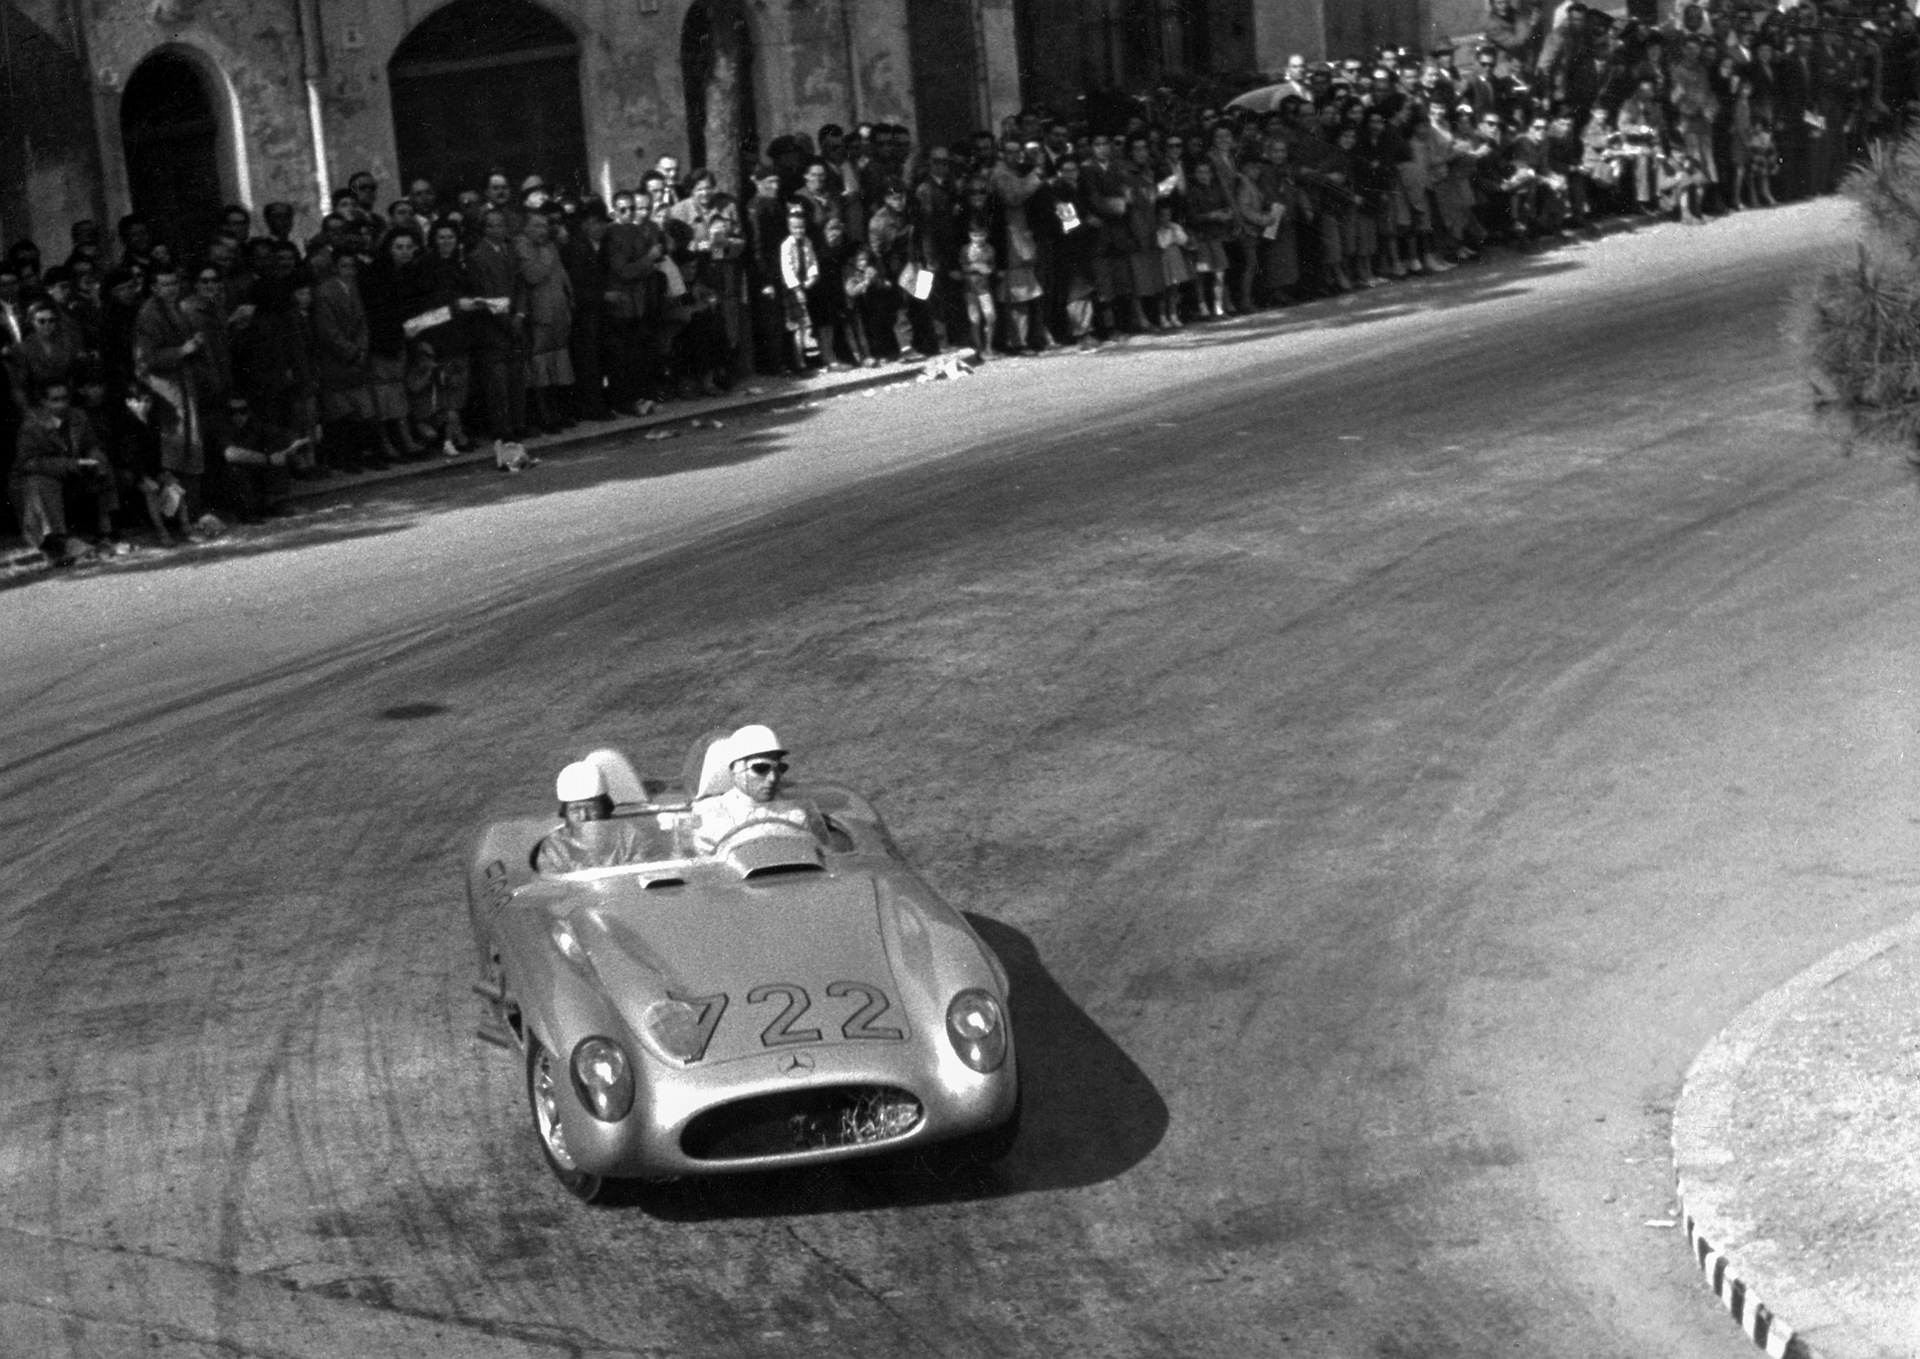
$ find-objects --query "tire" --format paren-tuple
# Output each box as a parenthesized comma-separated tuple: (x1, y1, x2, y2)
(525, 1033, 608, 1203)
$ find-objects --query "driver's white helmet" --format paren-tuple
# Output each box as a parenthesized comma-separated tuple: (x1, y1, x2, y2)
(728, 724, 787, 763)
(555, 760, 608, 803)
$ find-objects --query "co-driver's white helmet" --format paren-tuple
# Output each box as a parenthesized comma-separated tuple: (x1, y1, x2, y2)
(555, 760, 608, 803)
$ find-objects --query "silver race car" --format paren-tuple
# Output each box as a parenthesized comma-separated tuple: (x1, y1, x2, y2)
(466, 745, 1019, 1201)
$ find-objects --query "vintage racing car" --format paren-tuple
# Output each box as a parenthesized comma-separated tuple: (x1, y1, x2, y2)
(465, 742, 1019, 1201)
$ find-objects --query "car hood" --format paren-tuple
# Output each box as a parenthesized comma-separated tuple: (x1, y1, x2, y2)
(575, 871, 907, 1062)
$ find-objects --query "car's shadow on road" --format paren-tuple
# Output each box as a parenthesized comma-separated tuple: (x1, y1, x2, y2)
(620, 914, 1166, 1220)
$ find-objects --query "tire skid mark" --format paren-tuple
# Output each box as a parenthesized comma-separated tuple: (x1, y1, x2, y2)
(211, 980, 327, 1348)
(778, 1222, 959, 1358)
(0, 1223, 671, 1357)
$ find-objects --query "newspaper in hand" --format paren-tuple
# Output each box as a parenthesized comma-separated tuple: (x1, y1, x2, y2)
(402, 305, 453, 338)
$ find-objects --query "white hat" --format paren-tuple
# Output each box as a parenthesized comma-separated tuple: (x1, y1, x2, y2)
(555, 760, 608, 802)
(727, 724, 787, 762)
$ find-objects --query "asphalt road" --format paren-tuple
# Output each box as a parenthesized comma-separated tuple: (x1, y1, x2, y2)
(5, 198, 1917, 1359)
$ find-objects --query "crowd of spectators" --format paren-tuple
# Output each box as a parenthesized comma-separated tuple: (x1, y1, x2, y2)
(3, 0, 1910, 566)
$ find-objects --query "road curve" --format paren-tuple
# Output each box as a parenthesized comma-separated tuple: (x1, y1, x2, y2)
(4, 200, 1915, 1359)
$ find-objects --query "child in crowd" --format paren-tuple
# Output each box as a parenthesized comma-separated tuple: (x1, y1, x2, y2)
(960, 220, 998, 359)
(813, 217, 858, 370)
(1154, 201, 1192, 328)
(1546, 114, 1590, 231)
(1658, 151, 1710, 225)
(841, 244, 880, 368)
(404, 338, 459, 454)
(777, 208, 821, 374)
(1731, 73, 1777, 210)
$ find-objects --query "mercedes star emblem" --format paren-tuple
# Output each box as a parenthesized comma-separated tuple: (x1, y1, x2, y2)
(781, 1052, 816, 1078)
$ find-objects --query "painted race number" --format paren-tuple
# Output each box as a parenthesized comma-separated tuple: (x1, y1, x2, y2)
(746, 983, 824, 1047)
(743, 982, 906, 1048)
(826, 981, 906, 1041)
(665, 991, 729, 1063)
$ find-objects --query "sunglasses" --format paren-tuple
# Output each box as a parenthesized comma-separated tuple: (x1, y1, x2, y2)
(742, 760, 787, 777)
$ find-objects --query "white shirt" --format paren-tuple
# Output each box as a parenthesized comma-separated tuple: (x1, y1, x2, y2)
(692, 787, 814, 855)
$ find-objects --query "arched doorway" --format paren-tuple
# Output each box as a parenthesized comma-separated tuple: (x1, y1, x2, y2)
(680, 0, 759, 193)
(389, 0, 587, 200)
(120, 51, 224, 254)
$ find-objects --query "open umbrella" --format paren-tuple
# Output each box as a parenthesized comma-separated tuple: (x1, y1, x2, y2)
(1225, 82, 1306, 114)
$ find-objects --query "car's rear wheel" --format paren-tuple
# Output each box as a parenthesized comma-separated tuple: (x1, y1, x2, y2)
(526, 1034, 608, 1203)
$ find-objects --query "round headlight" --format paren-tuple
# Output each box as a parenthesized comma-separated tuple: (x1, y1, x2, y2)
(945, 989, 1008, 1073)
(569, 1036, 634, 1121)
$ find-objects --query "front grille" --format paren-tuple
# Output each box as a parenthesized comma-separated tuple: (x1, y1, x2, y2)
(680, 1085, 923, 1160)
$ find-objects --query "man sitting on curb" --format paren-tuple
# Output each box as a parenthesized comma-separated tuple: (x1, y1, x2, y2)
(219, 392, 312, 522)
(7, 379, 119, 565)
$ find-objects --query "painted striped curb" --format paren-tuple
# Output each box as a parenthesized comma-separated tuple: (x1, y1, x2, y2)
(1681, 1208, 1807, 1359)
(1672, 910, 1920, 1359)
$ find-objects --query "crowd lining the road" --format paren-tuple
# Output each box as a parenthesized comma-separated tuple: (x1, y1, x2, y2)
(2, 0, 1905, 565)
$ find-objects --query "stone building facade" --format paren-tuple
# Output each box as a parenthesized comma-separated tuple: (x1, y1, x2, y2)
(1, 0, 1484, 256)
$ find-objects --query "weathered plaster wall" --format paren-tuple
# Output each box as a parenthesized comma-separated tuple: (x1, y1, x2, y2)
(1432, 0, 1492, 46)
(50, 0, 993, 246)
(1253, 0, 1325, 69)
(851, 0, 916, 128)
(979, 0, 1020, 130)
(1206, 0, 1259, 79)
(0, 0, 103, 248)
(85, 0, 318, 226)
(312, 0, 893, 202)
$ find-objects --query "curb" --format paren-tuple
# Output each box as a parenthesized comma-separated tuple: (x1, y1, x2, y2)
(1681, 1209, 1808, 1359)
(276, 355, 952, 502)
(1671, 913, 1920, 1359)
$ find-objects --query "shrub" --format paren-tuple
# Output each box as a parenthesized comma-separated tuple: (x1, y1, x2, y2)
(1800, 129, 1920, 455)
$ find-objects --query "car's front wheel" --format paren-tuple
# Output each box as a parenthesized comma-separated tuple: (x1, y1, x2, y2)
(526, 1034, 608, 1203)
